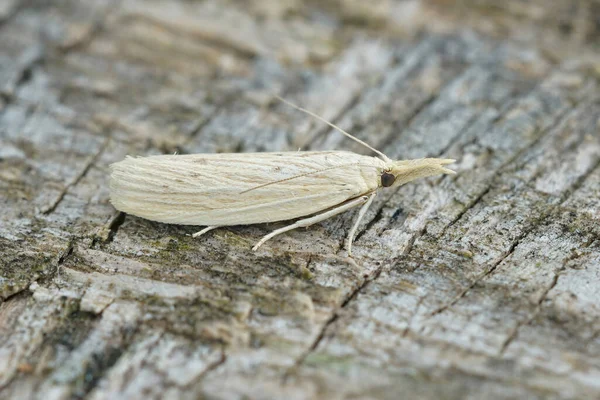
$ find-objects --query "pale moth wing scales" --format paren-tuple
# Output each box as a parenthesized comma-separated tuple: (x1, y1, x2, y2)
(109, 97, 456, 254)
(109, 151, 384, 225)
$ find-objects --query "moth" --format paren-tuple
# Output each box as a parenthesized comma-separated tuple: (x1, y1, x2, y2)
(109, 97, 455, 254)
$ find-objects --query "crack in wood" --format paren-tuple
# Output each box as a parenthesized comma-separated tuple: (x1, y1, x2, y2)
(121, 13, 258, 61)
(91, 211, 127, 248)
(175, 93, 242, 153)
(282, 312, 338, 383)
(374, 92, 439, 154)
(134, 333, 223, 392)
(289, 221, 427, 378)
(73, 316, 141, 398)
(283, 256, 394, 382)
(560, 156, 600, 207)
(498, 271, 560, 355)
(0, 46, 44, 103)
(437, 125, 552, 239)
(50, 239, 77, 284)
(57, 242, 75, 266)
(442, 184, 492, 236)
(353, 201, 386, 242)
(105, 212, 126, 244)
(498, 239, 593, 355)
(182, 348, 227, 389)
(0, 236, 77, 303)
(285, 262, 368, 377)
(427, 131, 600, 318)
(433, 78, 591, 238)
(0, 282, 31, 304)
(41, 137, 109, 215)
(427, 234, 525, 318)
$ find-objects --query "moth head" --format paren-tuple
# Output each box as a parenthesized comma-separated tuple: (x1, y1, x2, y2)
(382, 158, 456, 187)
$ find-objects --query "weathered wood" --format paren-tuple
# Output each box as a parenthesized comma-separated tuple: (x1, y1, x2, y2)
(1, 1, 599, 399)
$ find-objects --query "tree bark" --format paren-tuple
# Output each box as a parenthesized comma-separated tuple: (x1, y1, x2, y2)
(1, 1, 599, 399)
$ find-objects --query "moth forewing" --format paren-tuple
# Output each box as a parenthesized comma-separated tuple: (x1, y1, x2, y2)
(109, 151, 384, 226)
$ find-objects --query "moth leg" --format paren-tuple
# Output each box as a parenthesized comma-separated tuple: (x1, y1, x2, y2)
(192, 225, 220, 238)
(346, 192, 377, 256)
(252, 195, 370, 251)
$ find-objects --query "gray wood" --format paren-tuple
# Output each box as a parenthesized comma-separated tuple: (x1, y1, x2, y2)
(1, 1, 599, 399)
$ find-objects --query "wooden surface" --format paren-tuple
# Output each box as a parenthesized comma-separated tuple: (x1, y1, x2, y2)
(1, 1, 599, 399)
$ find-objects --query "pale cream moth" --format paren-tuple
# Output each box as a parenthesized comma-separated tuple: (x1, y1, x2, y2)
(109, 97, 455, 254)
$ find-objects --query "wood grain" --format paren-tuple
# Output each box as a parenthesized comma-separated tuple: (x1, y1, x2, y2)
(1, 1, 599, 399)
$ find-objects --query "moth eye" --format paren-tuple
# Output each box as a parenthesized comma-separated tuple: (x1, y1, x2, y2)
(381, 172, 396, 187)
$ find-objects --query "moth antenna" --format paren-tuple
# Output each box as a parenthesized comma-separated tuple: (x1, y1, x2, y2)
(274, 95, 392, 163)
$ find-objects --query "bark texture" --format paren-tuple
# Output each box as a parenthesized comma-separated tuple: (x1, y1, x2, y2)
(1, 1, 599, 399)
